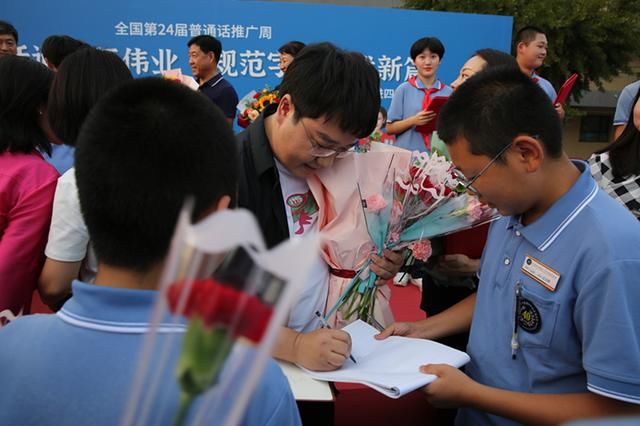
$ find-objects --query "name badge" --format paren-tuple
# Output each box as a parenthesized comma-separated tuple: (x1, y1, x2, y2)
(521, 256, 560, 292)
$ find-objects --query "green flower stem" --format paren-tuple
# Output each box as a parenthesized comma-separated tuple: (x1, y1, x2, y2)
(174, 392, 196, 426)
(172, 318, 234, 426)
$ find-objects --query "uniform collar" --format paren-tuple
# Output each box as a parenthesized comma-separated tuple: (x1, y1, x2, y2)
(411, 76, 444, 90)
(57, 281, 185, 334)
(509, 160, 599, 251)
(201, 73, 224, 88)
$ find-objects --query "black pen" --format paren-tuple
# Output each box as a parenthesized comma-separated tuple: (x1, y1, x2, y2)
(315, 310, 357, 364)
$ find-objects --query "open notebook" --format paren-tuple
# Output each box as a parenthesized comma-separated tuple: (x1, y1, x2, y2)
(301, 320, 470, 398)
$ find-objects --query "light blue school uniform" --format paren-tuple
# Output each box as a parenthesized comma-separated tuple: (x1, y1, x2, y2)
(613, 80, 640, 126)
(457, 161, 640, 426)
(532, 73, 557, 102)
(44, 144, 75, 174)
(387, 78, 452, 153)
(0, 281, 301, 426)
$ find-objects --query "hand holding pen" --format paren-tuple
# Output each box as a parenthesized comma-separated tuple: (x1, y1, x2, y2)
(315, 311, 357, 364)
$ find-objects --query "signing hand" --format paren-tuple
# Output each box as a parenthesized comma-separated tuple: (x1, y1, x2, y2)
(371, 249, 405, 286)
(294, 328, 352, 371)
(420, 363, 477, 408)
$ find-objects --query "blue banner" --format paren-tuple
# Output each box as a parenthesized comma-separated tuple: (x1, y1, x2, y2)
(6, 0, 512, 116)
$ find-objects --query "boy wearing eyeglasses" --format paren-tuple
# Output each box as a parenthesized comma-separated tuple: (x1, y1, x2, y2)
(237, 42, 404, 372)
(377, 67, 640, 424)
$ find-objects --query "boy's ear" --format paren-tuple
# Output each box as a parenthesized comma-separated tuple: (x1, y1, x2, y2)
(511, 135, 544, 173)
(516, 41, 527, 55)
(275, 94, 294, 124)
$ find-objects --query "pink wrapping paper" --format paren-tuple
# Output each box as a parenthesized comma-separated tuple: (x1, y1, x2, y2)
(308, 143, 412, 328)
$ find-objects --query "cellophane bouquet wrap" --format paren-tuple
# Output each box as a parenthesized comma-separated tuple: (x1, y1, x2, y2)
(121, 206, 317, 426)
(308, 143, 412, 329)
(311, 143, 499, 329)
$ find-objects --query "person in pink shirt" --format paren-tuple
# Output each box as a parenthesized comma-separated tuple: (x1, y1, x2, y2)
(0, 55, 58, 323)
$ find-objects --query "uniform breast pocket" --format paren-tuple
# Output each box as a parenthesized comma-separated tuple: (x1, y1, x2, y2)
(517, 285, 560, 349)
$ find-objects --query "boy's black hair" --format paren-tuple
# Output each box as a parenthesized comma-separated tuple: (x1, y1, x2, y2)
(0, 21, 18, 43)
(595, 87, 640, 179)
(278, 41, 306, 57)
(515, 25, 546, 47)
(187, 35, 222, 63)
(0, 55, 52, 154)
(41, 35, 90, 68)
(278, 42, 380, 138)
(47, 47, 132, 146)
(437, 66, 562, 160)
(474, 48, 518, 69)
(410, 37, 445, 61)
(75, 78, 238, 272)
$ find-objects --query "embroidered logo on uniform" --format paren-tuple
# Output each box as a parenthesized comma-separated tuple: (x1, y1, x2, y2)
(518, 298, 541, 333)
(286, 191, 318, 235)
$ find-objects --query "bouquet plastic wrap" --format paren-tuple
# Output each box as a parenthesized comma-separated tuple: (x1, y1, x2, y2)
(311, 143, 500, 328)
(120, 206, 317, 426)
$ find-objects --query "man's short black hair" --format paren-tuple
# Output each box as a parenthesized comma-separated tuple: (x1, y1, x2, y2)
(75, 78, 238, 272)
(278, 41, 306, 57)
(47, 47, 132, 146)
(41, 35, 90, 68)
(0, 55, 52, 154)
(437, 66, 562, 160)
(410, 37, 445, 61)
(278, 42, 380, 138)
(474, 48, 518, 69)
(0, 21, 18, 43)
(187, 35, 222, 63)
(515, 26, 546, 47)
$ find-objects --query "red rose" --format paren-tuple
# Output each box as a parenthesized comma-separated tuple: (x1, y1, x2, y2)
(166, 279, 273, 342)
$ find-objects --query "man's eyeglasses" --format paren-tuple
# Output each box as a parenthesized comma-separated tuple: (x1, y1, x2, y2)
(453, 143, 513, 195)
(300, 119, 355, 158)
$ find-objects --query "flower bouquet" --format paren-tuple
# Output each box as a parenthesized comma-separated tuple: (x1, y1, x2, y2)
(311, 143, 499, 328)
(237, 86, 279, 128)
(308, 143, 412, 329)
(121, 207, 317, 426)
(161, 68, 199, 91)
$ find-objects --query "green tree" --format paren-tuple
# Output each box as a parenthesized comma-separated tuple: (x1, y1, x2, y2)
(404, 0, 640, 100)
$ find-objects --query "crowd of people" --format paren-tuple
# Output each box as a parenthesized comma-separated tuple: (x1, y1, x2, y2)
(0, 16, 639, 426)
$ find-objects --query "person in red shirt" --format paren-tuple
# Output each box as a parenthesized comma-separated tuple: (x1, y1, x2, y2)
(0, 56, 58, 323)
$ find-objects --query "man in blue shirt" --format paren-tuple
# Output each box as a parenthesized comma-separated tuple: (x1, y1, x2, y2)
(515, 25, 565, 120)
(0, 20, 18, 57)
(0, 78, 300, 426)
(378, 67, 640, 425)
(188, 35, 239, 124)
